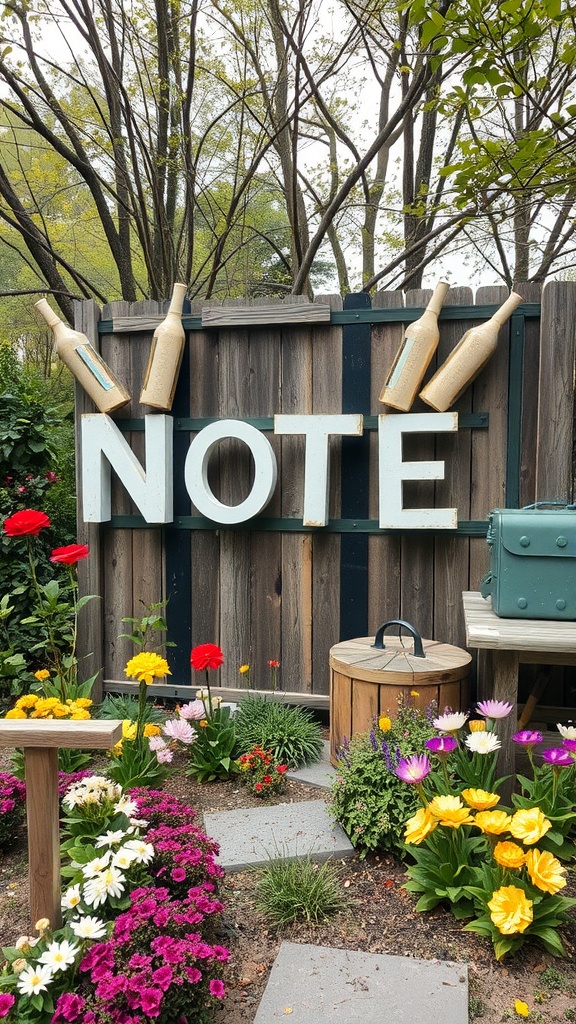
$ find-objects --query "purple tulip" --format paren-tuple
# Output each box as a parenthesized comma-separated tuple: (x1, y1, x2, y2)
(512, 730, 543, 747)
(395, 754, 430, 784)
(425, 736, 458, 755)
(541, 748, 574, 767)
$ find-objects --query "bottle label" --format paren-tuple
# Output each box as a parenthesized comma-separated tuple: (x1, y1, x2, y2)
(386, 335, 417, 389)
(76, 344, 115, 391)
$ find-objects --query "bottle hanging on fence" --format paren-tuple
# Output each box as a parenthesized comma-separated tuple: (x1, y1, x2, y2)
(139, 282, 187, 411)
(34, 298, 131, 414)
(379, 280, 449, 411)
(419, 291, 523, 412)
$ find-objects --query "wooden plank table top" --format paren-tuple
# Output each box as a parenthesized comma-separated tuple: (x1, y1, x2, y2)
(463, 591, 576, 653)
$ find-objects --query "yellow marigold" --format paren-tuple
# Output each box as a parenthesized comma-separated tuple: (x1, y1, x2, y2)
(121, 720, 137, 741)
(71, 709, 91, 720)
(488, 885, 533, 935)
(468, 719, 486, 732)
(144, 723, 161, 737)
(474, 810, 513, 835)
(510, 808, 552, 846)
(67, 697, 93, 709)
(33, 670, 50, 682)
(16, 694, 39, 708)
(52, 705, 70, 718)
(238, 664, 250, 674)
(378, 715, 392, 732)
(493, 841, 527, 870)
(40, 697, 60, 709)
(524, 848, 567, 894)
(428, 795, 475, 828)
(462, 789, 500, 811)
(404, 807, 438, 845)
(515, 1000, 530, 1017)
(5, 708, 27, 719)
(124, 652, 171, 685)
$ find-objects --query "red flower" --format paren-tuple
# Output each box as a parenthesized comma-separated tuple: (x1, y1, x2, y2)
(268, 659, 280, 668)
(255, 783, 263, 791)
(190, 643, 224, 671)
(50, 544, 90, 565)
(263, 775, 272, 784)
(277, 765, 288, 774)
(45, 471, 60, 483)
(3, 509, 50, 536)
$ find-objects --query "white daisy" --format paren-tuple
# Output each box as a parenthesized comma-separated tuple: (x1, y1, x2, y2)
(557, 722, 576, 739)
(61, 884, 82, 911)
(114, 795, 138, 817)
(82, 852, 111, 878)
(16, 963, 54, 996)
(38, 939, 79, 973)
(122, 839, 155, 864)
(111, 847, 138, 871)
(69, 915, 107, 940)
(83, 867, 126, 908)
(95, 829, 127, 848)
(465, 731, 501, 754)
(433, 711, 469, 732)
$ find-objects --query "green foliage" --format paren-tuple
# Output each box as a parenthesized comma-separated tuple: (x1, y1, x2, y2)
(107, 736, 171, 790)
(256, 855, 346, 925)
(96, 692, 167, 725)
(234, 694, 323, 768)
(235, 745, 288, 798)
(119, 599, 176, 654)
(186, 704, 238, 782)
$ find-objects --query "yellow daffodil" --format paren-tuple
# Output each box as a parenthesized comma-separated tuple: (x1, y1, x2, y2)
(510, 808, 551, 846)
(404, 807, 438, 845)
(124, 652, 171, 685)
(493, 841, 526, 870)
(474, 810, 512, 835)
(462, 789, 500, 811)
(524, 848, 566, 894)
(488, 885, 533, 935)
(428, 795, 475, 828)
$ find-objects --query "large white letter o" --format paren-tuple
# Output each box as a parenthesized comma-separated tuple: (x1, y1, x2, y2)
(184, 419, 277, 524)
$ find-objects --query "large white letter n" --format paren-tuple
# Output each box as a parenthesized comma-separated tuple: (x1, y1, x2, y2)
(81, 414, 173, 523)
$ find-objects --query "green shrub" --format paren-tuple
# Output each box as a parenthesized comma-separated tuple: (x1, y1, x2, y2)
(330, 698, 436, 857)
(96, 692, 167, 725)
(234, 694, 323, 767)
(256, 856, 346, 924)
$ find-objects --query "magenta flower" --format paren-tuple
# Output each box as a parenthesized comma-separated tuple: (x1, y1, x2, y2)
(512, 730, 543, 747)
(0, 994, 15, 1019)
(476, 699, 513, 719)
(209, 978, 226, 999)
(562, 738, 576, 754)
(395, 754, 430, 783)
(426, 736, 457, 755)
(542, 748, 574, 767)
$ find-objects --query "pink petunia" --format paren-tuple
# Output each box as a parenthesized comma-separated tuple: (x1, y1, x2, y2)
(209, 978, 226, 999)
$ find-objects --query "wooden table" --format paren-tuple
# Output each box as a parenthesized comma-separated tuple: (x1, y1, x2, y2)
(462, 591, 576, 797)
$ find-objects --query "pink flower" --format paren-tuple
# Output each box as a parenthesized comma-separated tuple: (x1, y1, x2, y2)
(425, 736, 457, 755)
(52, 992, 86, 1022)
(156, 747, 174, 764)
(140, 987, 163, 1016)
(0, 994, 15, 1018)
(395, 754, 430, 784)
(171, 867, 187, 882)
(476, 699, 513, 719)
(163, 719, 194, 743)
(178, 700, 206, 720)
(149, 735, 168, 751)
(542, 748, 574, 767)
(513, 730, 543, 747)
(209, 978, 226, 999)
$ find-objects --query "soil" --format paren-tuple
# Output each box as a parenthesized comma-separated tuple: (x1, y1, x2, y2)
(1, 749, 575, 1023)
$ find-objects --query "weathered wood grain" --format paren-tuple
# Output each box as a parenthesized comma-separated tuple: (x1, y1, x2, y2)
(536, 281, 576, 503)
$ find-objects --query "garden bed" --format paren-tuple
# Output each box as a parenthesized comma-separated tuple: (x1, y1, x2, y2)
(1, 749, 575, 1023)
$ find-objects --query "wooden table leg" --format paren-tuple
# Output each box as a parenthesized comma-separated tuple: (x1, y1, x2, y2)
(490, 650, 519, 805)
(24, 747, 62, 931)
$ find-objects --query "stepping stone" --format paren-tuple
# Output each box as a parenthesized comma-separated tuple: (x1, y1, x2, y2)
(203, 800, 354, 871)
(253, 941, 468, 1024)
(287, 741, 338, 790)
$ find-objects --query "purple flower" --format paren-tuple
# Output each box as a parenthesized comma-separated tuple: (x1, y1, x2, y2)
(476, 699, 513, 719)
(513, 730, 543, 747)
(542, 748, 574, 767)
(369, 730, 377, 751)
(425, 736, 457, 755)
(140, 987, 164, 1016)
(562, 738, 576, 754)
(394, 754, 430, 784)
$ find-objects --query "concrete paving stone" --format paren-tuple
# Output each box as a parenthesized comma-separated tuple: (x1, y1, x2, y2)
(203, 800, 355, 872)
(253, 941, 468, 1024)
(287, 740, 338, 790)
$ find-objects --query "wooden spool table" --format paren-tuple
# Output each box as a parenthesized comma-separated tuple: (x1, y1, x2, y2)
(329, 620, 471, 765)
(0, 719, 122, 930)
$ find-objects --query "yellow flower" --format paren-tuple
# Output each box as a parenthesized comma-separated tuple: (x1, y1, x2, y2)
(524, 848, 566, 894)
(428, 795, 475, 828)
(33, 669, 50, 681)
(71, 709, 91, 720)
(52, 705, 70, 718)
(144, 723, 161, 737)
(35, 918, 50, 933)
(468, 719, 486, 732)
(199, 720, 208, 728)
(510, 808, 552, 846)
(378, 715, 392, 732)
(16, 694, 39, 708)
(493, 841, 527, 870)
(474, 810, 512, 835)
(488, 885, 533, 935)
(121, 720, 137, 740)
(68, 697, 93, 708)
(404, 807, 438, 845)
(410, 690, 419, 697)
(5, 708, 27, 719)
(239, 664, 250, 675)
(462, 789, 500, 811)
(514, 999, 530, 1017)
(124, 652, 171, 684)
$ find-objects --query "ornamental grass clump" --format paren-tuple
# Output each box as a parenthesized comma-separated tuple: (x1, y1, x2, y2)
(234, 692, 323, 767)
(396, 702, 576, 960)
(256, 855, 346, 925)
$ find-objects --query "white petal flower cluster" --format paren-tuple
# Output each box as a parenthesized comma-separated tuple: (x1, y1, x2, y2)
(464, 731, 501, 754)
(62, 775, 122, 811)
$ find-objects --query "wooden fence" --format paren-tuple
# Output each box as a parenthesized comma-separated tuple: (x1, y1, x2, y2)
(74, 282, 576, 706)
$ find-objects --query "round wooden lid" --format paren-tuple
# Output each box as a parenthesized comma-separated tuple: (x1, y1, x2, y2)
(329, 635, 471, 684)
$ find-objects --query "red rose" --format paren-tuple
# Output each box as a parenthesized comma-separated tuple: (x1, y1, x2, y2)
(50, 544, 90, 565)
(3, 509, 51, 536)
(190, 643, 224, 671)
(277, 765, 288, 774)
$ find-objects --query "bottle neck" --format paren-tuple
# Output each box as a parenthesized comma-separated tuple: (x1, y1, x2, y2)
(491, 291, 522, 326)
(168, 282, 187, 316)
(425, 281, 450, 317)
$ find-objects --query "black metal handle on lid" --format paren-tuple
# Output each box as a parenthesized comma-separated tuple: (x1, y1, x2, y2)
(371, 619, 425, 658)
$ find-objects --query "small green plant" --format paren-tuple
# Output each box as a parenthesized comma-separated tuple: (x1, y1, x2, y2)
(96, 691, 167, 725)
(564, 1009, 576, 1020)
(256, 855, 346, 924)
(119, 598, 175, 653)
(539, 967, 567, 991)
(468, 995, 486, 1019)
(234, 693, 323, 767)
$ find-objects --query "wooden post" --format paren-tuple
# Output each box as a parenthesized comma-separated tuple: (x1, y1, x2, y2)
(0, 720, 122, 930)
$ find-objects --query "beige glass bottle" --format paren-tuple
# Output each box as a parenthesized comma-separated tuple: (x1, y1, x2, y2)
(419, 291, 522, 412)
(379, 280, 449, 411)
(35, 298, 130, 414)
(139, 282, 187, 411)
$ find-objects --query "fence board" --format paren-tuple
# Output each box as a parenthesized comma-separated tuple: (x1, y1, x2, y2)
(536, 282, 576, 502)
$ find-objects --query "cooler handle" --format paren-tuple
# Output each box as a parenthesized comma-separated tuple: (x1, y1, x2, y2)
(371, 619, 425, 659)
